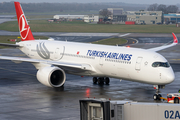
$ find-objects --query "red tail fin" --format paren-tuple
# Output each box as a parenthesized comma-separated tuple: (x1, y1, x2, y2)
(14, 2, 34, 41)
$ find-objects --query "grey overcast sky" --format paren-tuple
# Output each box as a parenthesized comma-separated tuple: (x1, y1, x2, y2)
(0, 0, 179, 5)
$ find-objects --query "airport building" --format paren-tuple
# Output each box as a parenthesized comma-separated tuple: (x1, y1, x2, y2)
(53, 10, 165, 25)
(164, 13, 180, 24)
(126, 10, 163, 24)
(53, 14, 99, 23)
(84, 15, 99, 23)
(104, 8, 163, 24)
(53, 15, 85, 21)
(107, 8, 127, 23)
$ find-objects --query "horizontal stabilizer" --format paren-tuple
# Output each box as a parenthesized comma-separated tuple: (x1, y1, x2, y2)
(0, 43, 20, 48)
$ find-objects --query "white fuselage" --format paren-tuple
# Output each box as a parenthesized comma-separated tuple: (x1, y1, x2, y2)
(17, 40, 175, 85)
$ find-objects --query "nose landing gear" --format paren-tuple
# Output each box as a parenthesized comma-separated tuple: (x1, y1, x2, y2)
(153, 85, 165, 100)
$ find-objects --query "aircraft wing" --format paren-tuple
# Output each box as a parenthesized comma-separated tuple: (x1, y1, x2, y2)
(0, 56, 94, 72)
(148, 33, 178, 52)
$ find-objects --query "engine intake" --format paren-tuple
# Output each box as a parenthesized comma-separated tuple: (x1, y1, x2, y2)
(37, 66, 66, 87)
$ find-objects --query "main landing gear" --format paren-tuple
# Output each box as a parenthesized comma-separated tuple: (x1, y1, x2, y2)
(153, 85, 165, 100)
(93, 77, 110, 85)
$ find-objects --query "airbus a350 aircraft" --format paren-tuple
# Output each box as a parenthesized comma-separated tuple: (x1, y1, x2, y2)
(0, 2, 178, 100)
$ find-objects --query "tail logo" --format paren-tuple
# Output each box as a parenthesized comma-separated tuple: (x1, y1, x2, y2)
(19, 14, 29, 40)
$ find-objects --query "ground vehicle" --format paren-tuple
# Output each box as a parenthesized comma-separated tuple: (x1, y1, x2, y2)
(156, 22, 162, 25)
(167, 93, 180, 103)
(80, 98, 180, 120)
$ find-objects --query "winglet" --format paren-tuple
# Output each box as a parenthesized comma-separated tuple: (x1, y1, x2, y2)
(14, 2, 34, 41)
(172, 32, 178, 44)
(148, 32, 178, 52)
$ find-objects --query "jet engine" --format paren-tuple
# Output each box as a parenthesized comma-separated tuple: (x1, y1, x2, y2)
(37, 66, 66, 87)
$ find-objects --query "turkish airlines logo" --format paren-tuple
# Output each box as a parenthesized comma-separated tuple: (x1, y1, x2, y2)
(19, 14, 29, 40)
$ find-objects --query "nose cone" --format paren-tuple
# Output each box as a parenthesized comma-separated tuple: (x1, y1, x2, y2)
(166, 70, 175, 84)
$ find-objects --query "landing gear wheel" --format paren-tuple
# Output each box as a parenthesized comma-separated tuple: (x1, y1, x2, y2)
(174, 97, 179, 104)
(98, 77, 104, 85)
(93, 77, 97, 84)
(105, 77, 110, 85)
(153, 94, 158, 100)
(153, 94, 161, 100)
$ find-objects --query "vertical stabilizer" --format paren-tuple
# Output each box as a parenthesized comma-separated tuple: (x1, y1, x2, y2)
(14, 2, 34, 41)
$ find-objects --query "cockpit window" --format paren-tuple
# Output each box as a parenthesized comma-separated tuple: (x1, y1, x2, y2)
(152, 62, 170, 68)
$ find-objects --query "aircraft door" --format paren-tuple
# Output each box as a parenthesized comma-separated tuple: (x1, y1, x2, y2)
(135, 57, 143, 71)
(99, 57, 104, 66)
(54, 46, 65, 60)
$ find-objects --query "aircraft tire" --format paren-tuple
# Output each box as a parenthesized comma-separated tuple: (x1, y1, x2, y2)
(105, 77, 110, 85)
(153, 94, 157, 100)
(98, 77, 104, 84)
(174, 97, 179, 104)
(93, 77, 98, 84)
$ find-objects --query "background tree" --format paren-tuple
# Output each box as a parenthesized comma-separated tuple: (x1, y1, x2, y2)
(147, 3, 158, 11)
(166, 5, 179, 13)
(0, 2, 147, 14)
(148, 4, 179, 14)
(157, 4, 167, 13)
(99, 9, 112, 18)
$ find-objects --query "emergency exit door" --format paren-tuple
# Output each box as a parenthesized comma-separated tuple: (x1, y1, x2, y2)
(54, 46, 65, 60)
(135, 57, 143, 71)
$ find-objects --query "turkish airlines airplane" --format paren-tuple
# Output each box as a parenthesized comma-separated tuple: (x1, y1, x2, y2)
(0, 2, 178, 100)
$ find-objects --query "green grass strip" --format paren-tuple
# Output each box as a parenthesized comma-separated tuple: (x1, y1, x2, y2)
(92, 37, 127, 46)
(0, 20, 179, 33)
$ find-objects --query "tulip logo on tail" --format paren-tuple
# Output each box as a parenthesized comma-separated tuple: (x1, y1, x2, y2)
(19, 14, 29, 40)
(37, 42, 50, 59)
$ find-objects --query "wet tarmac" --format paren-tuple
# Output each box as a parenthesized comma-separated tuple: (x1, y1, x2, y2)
(0, 36, 179, 119)
(50, 36, 111, 43)
(0, 15, 16, 24)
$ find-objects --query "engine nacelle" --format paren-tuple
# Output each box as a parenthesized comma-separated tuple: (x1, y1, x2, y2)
(37, 66, 66, 87)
